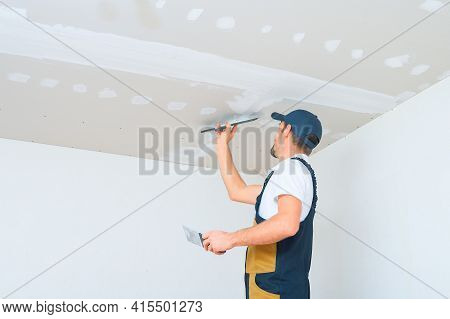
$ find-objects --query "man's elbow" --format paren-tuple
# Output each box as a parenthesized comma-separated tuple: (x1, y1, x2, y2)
(228, 191, 239, 202)
(283, 223, 299, 237)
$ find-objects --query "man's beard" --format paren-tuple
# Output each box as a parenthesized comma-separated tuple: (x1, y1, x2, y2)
(270, 145, 278, 159)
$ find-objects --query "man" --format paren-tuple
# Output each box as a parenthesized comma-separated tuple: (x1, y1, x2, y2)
(202, 109, 322, 299)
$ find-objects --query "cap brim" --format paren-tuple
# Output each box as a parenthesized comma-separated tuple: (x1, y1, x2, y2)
(271, 112, 285, 121)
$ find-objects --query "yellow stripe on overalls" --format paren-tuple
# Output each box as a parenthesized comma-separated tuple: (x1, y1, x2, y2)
(245, 220, 280, 299)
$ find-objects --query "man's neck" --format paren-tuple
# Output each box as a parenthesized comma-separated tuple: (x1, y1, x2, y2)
(278, 149, 306, 160)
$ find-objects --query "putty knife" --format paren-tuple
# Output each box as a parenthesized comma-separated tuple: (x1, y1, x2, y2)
(183, 225, 226, 254)
(183, 225, 204, 247)
(200, 117, 258, 133)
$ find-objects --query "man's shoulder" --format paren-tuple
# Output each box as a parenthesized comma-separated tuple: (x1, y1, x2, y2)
(272, 157, 311, 180)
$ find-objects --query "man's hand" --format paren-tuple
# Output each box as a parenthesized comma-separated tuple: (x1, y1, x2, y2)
(216, 122, 237, 150)
(202, 230, 235, 255)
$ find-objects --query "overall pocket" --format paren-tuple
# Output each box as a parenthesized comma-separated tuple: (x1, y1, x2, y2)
(248, 273, 280, 299)
(245, 242, 277, 273)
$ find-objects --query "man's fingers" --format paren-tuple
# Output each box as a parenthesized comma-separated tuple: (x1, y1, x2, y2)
(203, 239, 210, 251)
(221, 122, 231, 134)
(230, 124, 238, 138)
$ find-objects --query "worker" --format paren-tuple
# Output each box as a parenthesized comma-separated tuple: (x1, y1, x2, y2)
(202, 109, 322, 299)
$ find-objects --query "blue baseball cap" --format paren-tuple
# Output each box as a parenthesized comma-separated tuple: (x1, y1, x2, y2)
(271, 109, 322, 149)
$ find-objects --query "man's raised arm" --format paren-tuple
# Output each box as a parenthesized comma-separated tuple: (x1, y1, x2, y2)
(216, 122, 262, 205)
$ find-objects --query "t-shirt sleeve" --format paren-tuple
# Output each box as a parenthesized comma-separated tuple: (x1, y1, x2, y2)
(267, 160, 309, 220)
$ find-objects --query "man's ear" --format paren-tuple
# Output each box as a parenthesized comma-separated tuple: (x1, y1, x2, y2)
(283, 124, 292, 137)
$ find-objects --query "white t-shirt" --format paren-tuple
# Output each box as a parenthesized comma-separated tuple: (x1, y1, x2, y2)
(258, 154, 313, 222)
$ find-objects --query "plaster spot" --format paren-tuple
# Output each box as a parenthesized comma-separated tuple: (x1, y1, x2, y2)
(189, 82, 200, 87)
(292, 32, 305, 44)
(40, 78, 59, 88)
(200, 107, 216, 115)
(167, 101, 187, 110)
(187, 8, 204, 21)
(7, 72, 30, 83)
(410, 64, 430, 75)
(155, 0, 166, 9)
(419, 0, 444, 12)
(73, 83, 87, 93)
(261, 25, 272, 34)
(395, 91, 416, 104)
(351, 49, 364, 60)
(98, 88, 117, 98)
(131, 95, 151, 105)
(418, 83, 431, 91)
(324, 40, 341, 52)
(384, 54, 410, 68)
(437, 70, 450, 80)
(216, 16, 235, 30)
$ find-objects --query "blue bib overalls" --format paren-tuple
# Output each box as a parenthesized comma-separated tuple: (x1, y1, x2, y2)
(244, 157, 318, 299)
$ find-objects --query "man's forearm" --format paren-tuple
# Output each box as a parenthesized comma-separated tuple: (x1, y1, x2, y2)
(217, 144, 246, 198)
(229, 214, 299, 247)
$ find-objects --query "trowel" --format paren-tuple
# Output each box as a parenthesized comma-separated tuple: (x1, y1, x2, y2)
(200, 116, 258, 133)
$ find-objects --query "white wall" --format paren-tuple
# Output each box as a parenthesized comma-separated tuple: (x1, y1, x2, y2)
(0, 138, 261, 298)
(310, 77, 450, 298)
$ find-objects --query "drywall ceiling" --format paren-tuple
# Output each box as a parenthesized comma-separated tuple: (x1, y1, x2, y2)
(0, 0, 449, 170)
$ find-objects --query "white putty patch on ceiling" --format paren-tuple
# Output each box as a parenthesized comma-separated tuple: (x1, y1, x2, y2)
(200, 107, 217, 115)
(131, 95, 151, 105)
(419, 0, 444, 12)
(186, 8, 204, 21)
(40, 78, 59, 88)
(292, 32, 305, 44)
(7, 72, 30, 83)
(384, 54, 410, 68)
(351, 49, 364, 60)
(98, 88, 117, 98)
(216, 16, 235, 30)
(73, 83, 87, 93)
(395, 91, 416, 103)
(261, 25, 272, 34)
(155, 0, 166, 9)
(410, 64, 430, 75)
(167, 101, 187, 110)
(324, 40, 341, 53)
(0, 8, 395, 114)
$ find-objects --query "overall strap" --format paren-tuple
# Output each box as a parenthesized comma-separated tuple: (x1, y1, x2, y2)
(255, 170, 274, 215)
(290, 157, 318, 212)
